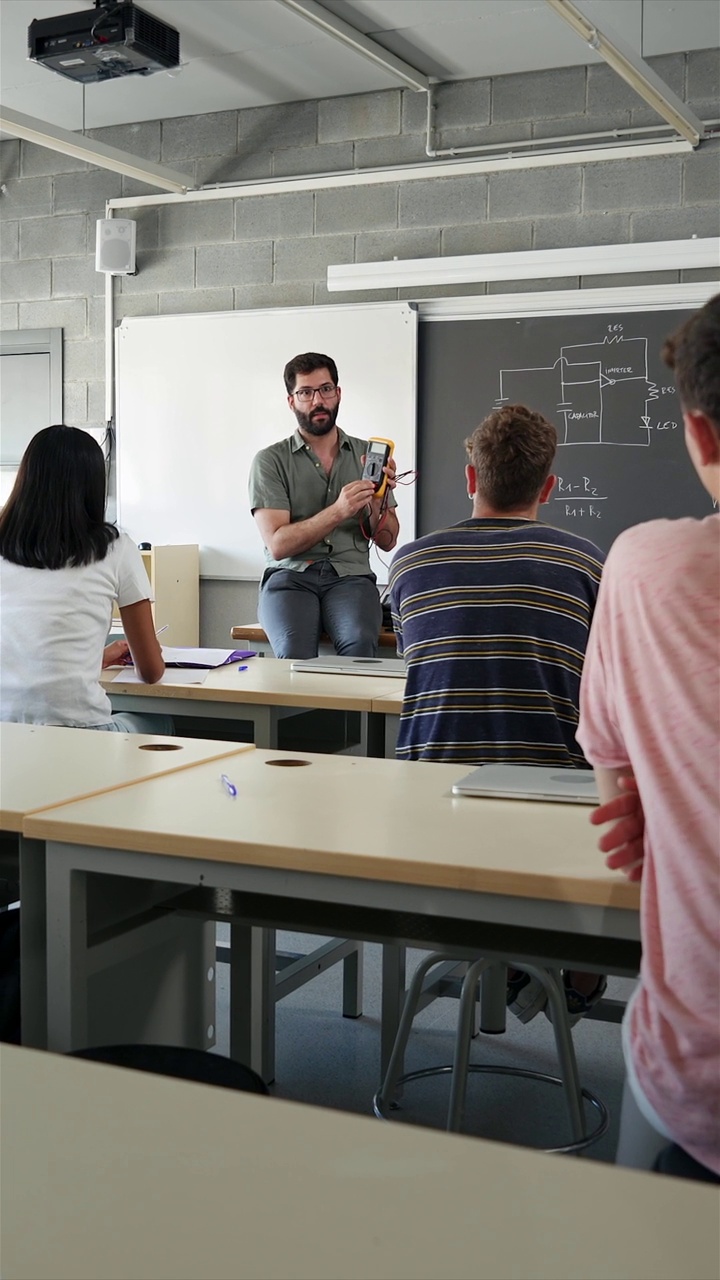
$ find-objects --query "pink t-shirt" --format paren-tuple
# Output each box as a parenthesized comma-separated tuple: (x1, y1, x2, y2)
(577, 514, 720, 1175)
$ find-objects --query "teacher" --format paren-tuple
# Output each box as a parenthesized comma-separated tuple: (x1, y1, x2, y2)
(248, 352, 398, 659)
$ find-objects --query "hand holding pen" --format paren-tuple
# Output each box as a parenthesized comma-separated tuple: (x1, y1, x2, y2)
(106, 623, 169, 669)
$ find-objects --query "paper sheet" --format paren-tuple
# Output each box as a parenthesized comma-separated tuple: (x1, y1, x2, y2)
(112, 669, 208, 686)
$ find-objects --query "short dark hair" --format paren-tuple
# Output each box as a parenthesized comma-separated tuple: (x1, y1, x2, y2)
(283, 352, 339, 394)
(0, 424, 118, 569)
(662, 294, 720, 431)
(464, 404, 557, 510)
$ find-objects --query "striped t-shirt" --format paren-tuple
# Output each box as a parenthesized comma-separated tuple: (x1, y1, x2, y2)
(388, 518, 605, 765)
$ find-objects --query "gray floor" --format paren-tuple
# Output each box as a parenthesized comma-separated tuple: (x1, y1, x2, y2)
(215, 927, 634, 1165)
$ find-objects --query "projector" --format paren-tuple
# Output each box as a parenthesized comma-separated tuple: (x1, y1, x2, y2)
(28, 1, 180, 84)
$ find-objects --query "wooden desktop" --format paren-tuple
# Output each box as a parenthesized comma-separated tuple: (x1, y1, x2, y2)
(2, 1043, 717, 1280)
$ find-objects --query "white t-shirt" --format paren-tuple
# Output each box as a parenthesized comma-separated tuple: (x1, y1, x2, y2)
(0, 532, 153, 727)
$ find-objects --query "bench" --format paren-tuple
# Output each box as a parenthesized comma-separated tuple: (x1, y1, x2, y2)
(230, 623, 398, 656)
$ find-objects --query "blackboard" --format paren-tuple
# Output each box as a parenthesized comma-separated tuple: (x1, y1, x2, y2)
(115, 303, 417, 580)
(418, 307, 716, 550)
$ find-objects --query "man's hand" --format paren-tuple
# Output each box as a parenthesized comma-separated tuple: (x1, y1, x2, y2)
(334, 479, 377, 521)
(590, 774, 645, 881)
(102, 639, 131, 668)
(370, 455, 397, 513)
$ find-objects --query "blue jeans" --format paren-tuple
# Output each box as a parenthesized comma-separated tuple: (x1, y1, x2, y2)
(259, 562, 382, 659)
(89, 712, 175, 735)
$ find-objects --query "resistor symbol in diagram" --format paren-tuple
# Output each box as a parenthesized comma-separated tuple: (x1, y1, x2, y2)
(496, 334, 676, 446)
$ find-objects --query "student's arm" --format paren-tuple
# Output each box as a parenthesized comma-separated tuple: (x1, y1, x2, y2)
(102, 639, 131, 668)
(590, 769, 645, 881)
(118, 598, 165, 683)
(254, 479, 376, 560)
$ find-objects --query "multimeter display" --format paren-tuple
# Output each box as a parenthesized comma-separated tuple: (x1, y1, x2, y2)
(362, 438, 394, 499)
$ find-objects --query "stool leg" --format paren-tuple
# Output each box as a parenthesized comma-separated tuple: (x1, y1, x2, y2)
(377, 952, 450, 1113)
(448, 958, 491, 1131)
(523, 962, 585, 1146)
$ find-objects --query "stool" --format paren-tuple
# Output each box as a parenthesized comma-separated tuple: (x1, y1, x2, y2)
(373, 954, 608, 1155)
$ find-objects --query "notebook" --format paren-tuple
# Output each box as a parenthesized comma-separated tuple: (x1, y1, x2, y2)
(451, 764, 599, 804)
(290, 656, 406, 678)
(160, 647, 256, 669)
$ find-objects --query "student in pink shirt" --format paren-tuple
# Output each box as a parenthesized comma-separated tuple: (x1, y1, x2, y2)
(577, 294, 720, 1183)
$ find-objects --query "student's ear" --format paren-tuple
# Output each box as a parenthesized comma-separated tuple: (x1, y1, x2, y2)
(539, 474, 556, 505)
(684, 410, 720, 468)
(465, 463, 477, 498)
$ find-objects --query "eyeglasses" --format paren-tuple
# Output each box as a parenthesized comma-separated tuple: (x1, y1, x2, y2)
(293, 383, 338, 403)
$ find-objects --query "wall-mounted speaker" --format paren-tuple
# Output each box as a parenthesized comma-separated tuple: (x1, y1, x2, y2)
(95, 218, 137, 274)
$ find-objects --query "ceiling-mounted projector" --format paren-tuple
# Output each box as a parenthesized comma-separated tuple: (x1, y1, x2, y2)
(28, 1, 180, 84)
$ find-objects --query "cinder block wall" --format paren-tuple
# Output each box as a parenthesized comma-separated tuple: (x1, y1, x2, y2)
(1, 52, 718, 640)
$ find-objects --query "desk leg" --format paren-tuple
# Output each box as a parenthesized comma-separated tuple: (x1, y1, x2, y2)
(252, 707, 278, 750)
(19, 836, 48, 1049)
(342, 941, 363, 1018)
(45, 847, 89, 1053)
(381, 943, 407, 1078)
(479, 962, 508, 1034)
(45, 845, 215, 1055)
(230, 924, 275, 1084)
(366, 712, 386, 759)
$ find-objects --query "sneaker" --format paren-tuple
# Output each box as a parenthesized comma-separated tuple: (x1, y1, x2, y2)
(545, 972, 608, 1029)
(506, 969, 548, 1023)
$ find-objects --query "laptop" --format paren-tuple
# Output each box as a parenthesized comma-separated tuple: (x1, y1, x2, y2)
(291, 656, 406, 678)
(451, 764, 599, 804)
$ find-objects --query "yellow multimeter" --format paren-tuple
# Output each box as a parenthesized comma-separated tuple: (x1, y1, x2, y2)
(362, 437, 394, 500)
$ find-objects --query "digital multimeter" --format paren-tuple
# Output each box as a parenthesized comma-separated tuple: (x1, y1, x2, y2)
(362, 437, 394, 500)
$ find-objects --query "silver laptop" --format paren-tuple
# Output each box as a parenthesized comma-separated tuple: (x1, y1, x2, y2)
(291, 656, 406, 678)
(451, 764, 599, 804)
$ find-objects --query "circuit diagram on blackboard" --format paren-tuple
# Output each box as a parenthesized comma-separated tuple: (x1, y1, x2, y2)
(496, 325, 678, 446)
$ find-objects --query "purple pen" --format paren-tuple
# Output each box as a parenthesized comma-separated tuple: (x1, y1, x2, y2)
(220, 773, 237, 798)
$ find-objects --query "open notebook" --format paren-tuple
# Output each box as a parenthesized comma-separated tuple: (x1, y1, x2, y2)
(160, 647, 256, 669)
(451, 764, 599, 804)
(291, 656, 406, 678)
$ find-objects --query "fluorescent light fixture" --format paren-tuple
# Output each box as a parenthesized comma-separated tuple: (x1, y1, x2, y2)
(545, 0, 704, 146)
(327, 238, 720, 293)
(275, 0, 429, 92)
(0, 104, 193, 194)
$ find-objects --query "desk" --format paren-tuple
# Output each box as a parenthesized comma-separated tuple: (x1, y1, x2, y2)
(0, 722, 252, 1047)
(3, 1044, 717, 1280)
(25, 750, 640, 1068)
(103, 657, 406, 754)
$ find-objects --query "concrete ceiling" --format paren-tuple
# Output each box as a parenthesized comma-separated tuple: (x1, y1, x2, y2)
(1, 0, 718, 131)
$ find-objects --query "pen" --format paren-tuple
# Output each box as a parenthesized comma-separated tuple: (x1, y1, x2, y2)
(155, 624, 169, 637)
(220, 773, 237, 798)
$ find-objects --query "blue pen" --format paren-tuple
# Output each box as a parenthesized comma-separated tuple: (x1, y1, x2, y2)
(220, 773, 237, 798)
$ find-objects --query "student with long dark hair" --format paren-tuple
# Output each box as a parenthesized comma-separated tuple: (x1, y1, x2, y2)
(0, 424, 171, 733)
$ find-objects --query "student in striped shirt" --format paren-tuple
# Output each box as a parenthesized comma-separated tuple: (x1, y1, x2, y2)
(389, 404, 605, 767)
(389, 403, 607, 1023)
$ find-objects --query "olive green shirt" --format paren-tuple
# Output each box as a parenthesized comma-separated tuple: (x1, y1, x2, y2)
(248, 428, 395, 576)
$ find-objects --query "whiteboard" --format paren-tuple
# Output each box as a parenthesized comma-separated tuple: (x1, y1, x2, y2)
(115, 303, 418, 580)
